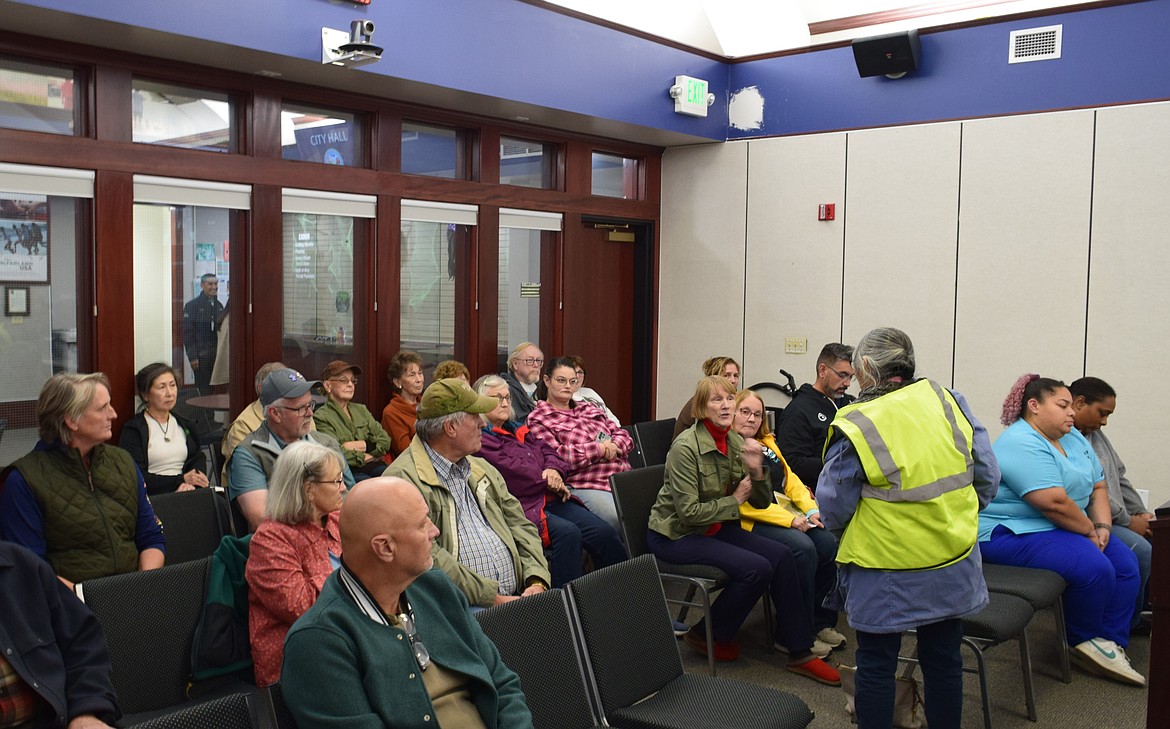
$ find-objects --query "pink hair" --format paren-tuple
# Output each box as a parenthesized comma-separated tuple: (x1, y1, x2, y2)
(1000, 373, 1040, 426)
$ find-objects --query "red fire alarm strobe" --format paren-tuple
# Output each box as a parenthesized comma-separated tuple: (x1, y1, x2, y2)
(818, 203, 836, 221)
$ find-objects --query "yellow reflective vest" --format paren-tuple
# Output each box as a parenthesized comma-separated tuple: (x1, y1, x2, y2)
(826, 379, 979, 571)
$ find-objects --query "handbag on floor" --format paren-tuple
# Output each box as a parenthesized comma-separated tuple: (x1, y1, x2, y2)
(840, 663, 926, 728)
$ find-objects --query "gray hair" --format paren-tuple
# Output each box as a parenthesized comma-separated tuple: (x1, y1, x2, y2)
(265, 441, 344, 524)
(853, 327, 916, 390)
(36, 372, 111, 445)
(416, 411, 470, 442)
(254, 361, 288, 397)
(473, 374, 512, 423)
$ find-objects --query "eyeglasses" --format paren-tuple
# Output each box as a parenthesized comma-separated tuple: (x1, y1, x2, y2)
(737, 407, 763, 421)
(278, 403, 315, 416)
(551, 376, 579, 387)
(828, 367, 854, 381)
(398, 605, 431, 671)
(521, 357, 544, 366)
(312, 478, 345, 487)
(329, 377, 358, 386)
(491, 393, 512, 402)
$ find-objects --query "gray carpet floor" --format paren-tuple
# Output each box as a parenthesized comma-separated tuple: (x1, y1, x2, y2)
(674, 600, 1149, 728)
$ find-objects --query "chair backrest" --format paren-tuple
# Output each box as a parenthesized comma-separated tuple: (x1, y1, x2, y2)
(125, 692, 258, 729)
(621, 424, 645, 469)
(566, 554, 683, 714)
(633, 418, 676, 467)
(264, 683, 300, 729)
(79, 558, 211, 714)
(150, 488, 231, 564)
(608, 465, 665, 558)
(476, 588, 602, 729)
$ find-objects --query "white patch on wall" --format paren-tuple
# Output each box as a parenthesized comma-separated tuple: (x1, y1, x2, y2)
(729, 86, 765, 131)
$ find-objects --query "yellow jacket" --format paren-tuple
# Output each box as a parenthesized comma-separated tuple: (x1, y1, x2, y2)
(740, 433, 819, 530)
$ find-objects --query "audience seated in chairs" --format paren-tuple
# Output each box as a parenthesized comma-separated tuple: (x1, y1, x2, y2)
(1, 372, 166, 588)
(227, 368, 354, 533)
(386, 379, 551, 608)
(281, 478, 535, 728)
(433, 359, 471, 384)
(246, 441, 345, 687)
(979, 374, 1143, 686)
(0, 541, 120, 729)
(120, 362, 209, 495)
(474, 374, 627, 587)
(501, 342, 544, 423)
(1070, 376, 1154, 634)
(732, 388, 844, 656)
(313, 359, 391, 480)
(380, 350, 425, 459)
(527, 357, 634, 533)
(221, 362, 315, 485)
(567, 355, 620, 426)
(647, 375, 839, 684)
(672, 356, 739, 439)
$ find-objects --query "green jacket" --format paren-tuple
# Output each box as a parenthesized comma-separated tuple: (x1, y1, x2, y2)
(282, 567, 533, 729)
(313, 399, 392, 467)
(648, 422, 772, 540)
(386, 437, 550, 607)
(12, 445, 142, 582)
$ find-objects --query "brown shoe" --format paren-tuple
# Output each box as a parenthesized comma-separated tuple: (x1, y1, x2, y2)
(683, 627, 741, 661)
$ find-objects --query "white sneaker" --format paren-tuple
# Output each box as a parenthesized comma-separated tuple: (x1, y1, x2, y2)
(774, 639, 833, 658)
(1072, 638, 1146, 686)
(816, 627, 847, 648)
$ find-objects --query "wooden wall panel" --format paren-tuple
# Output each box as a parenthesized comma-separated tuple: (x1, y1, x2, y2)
(954, 111, 1095, 435)
(842, 124, 961, 387)
(1086, 102, 1170, 508)
(743, 134, 846, 406)
(657, 142, 747, 417)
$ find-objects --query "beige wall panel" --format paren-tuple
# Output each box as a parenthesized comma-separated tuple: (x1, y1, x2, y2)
(1086, 101, 1170, 508)
(658, 142, 748, 417)
(954, 111, 1095, 436)
(743, 133, 846, 406)
(842, 124, 961, 388)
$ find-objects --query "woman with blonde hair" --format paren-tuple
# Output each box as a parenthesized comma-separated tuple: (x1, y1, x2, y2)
(246, 440, 346, 686)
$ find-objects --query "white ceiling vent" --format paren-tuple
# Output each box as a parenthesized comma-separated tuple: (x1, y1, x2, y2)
(1009, 24, 1062, 64)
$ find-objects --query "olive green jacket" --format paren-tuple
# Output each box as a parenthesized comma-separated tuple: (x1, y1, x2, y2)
(648, 422, 772, 540)
(313, 399, 392, 468)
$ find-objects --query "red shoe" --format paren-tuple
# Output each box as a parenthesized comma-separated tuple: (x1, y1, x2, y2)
(683, 627, 741, 661)
(786, 657, 841, 685)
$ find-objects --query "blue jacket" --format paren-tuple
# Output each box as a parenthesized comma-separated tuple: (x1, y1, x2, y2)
(0, 542, 120, 727)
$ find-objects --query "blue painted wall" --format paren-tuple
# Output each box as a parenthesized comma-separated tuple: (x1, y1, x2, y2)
(9, 0, 729, 141)
(728, 0, 1170, 138)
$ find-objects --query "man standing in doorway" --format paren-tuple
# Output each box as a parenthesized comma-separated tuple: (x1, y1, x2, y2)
(776, 343, 855, 491)
(183, 273, 225, 395)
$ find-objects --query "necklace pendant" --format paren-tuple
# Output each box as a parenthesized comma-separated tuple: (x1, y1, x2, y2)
(164, 435, 171, 442)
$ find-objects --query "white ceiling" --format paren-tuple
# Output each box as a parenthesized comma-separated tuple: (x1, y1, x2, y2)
(546, 0, 1102, 57)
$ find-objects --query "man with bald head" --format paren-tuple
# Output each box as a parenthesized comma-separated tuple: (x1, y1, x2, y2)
(281, 477, 534, 729)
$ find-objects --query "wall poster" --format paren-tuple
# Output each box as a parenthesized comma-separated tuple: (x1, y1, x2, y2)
(0, 194, 50, 283)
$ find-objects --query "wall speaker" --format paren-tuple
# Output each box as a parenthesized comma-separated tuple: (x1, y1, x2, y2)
(852, 30, 920, 79)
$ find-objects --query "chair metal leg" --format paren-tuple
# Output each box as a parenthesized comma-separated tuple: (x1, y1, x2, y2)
(696, 584, 716, 676)
(762, 594, 775, 645)
(676, 583, 698, 624)
(1017, 629, 1038, 721)
(1052, 598, 1071, 683)
(960, 637, 993, 729)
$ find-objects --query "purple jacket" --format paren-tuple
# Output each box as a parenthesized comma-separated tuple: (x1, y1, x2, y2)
(478, 425, 572, 542)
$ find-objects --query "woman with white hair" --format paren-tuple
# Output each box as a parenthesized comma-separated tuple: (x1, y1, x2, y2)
(246, 440, 346, 686)
(817, 327, 999, 728)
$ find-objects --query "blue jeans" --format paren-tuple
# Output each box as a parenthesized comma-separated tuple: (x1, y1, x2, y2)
(647, 521, 811, 649)
(544, 499, 628, 587)
(855, 619, 963, 729)
(569, 487, 620, 533)
(980, 525, 1139, 646)
(751, 522, 839, 631)
(1110, 524, 1152, 627)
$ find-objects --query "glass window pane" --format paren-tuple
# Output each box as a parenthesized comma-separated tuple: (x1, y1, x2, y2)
(400, 220, 471, 365)
(0, 192, 86, 466)
(500, 136, 556, 189)
(132, 79, 234, 152)
(591, 152, 640, 199)
(282, 212, 356, 379)
(402, 122, 462, 179)
(496, 227, 543, 371)
(281, 104, 366, 166)
(0, 57, 77, 135)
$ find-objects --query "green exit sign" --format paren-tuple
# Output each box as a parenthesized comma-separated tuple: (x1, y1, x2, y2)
(673, 75, 711, 117)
